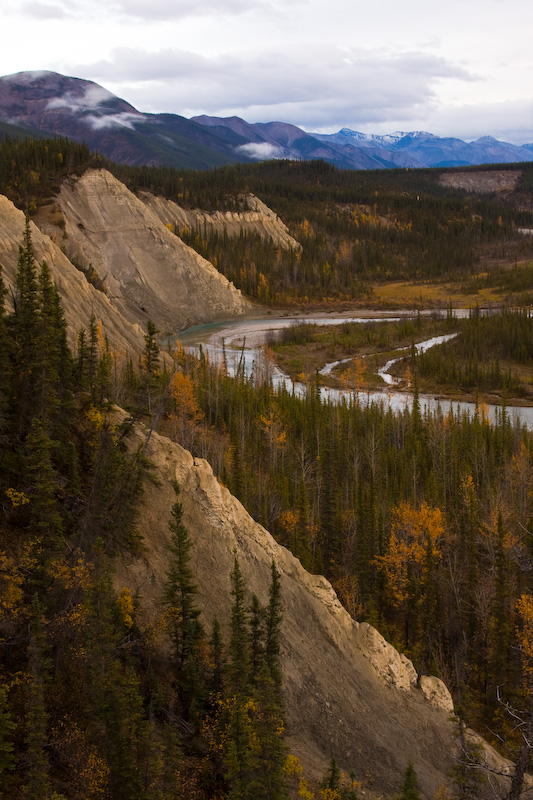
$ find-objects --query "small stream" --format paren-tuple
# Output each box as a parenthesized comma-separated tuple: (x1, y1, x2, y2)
(178, 314, 533, 430)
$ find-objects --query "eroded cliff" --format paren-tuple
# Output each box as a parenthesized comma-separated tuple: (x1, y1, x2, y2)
(0, 195, 146, 355)
(142, 191, 302, 252)
(41, 169, 252, 335)
(113, 415, 462, 798)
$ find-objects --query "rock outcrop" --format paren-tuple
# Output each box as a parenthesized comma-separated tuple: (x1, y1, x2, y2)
(42, 169, 252, 336)
(439, 170, 521, 194)
(114, 415, 461, 798)
(0, 195, 146, 355)
(420, 676, 455, 714)
(142, 191, 302, 252)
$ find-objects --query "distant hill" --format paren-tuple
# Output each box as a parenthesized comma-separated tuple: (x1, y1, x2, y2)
(1, 70, 532, 170)
(0, 71, 245, 169)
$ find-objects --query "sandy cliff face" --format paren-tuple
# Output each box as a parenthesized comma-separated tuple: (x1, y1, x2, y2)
(46, 169, 252, 336)
(142, 191, 302, 252)
(113, 416, 461, 798)
(0, 195, 146, 356)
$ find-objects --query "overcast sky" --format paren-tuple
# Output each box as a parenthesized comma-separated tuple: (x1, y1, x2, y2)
(1, 0, 532, 143)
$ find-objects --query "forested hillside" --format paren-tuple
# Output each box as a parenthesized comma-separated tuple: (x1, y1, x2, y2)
(2, 134, 533, 796)
(112, 159, 533, 305)
(168, 332, 533, 758)
(0, 227, 294, 800)
(2, 136, 533, 307)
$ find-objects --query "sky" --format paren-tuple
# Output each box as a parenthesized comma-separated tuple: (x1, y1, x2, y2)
(1, 0, 532, 144)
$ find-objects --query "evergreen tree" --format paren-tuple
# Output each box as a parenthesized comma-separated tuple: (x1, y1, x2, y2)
(264, 561, 283, 691)
(85, 547, 147, 800)
(249, 594, 265, 684)
(322, 757, 341, 792)
(35, 261, 64, 425)
(246, 663, 289, 800)
(210, 614, 224, 697)
(142, 320, 161, 414)
(224, 699, 253, 800)
(12, 219, 40, 435)
(398, 761, 420, 800)
(228, 556, 250, 697)
(23, 598, 51, 800)
(25, 416, 63, 544)
(96, 335, 113, 406)
(163, 483, 205, 721)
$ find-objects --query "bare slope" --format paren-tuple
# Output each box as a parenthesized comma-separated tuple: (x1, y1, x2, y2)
(114, 416, 462, 798)
(439, 170, 522, 194)
(0, 195, 146, 356)
(142, 191, 302, 252)
(45, 168, 252, 335)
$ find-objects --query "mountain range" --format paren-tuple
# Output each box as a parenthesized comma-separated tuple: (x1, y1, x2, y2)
(1, 70, 532, 171)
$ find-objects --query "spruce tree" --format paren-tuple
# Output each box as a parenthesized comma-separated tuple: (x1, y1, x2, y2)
(249, 594, 265, 684)
(163, 483, 205, 721)
(23, 598, 51, 800)
(142, 320, 160, 414)
(398, 760, 420, 800)
(25, 417, 63, 544)
(264, 560, 283, 691)
(35, 261, 63, 424)
(12, 220, 40, 435)
(84, 546, 148, 800)
(246, 663, 289, 800)
(210, 615, 224, 697)
(322, 757, 341, 792)
(228, 556, 250, 697)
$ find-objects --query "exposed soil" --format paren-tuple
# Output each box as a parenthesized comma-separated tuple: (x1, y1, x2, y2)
(439, 170, 522, 194)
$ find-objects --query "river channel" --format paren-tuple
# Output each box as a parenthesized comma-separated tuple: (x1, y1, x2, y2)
(178, 313, 533, 431)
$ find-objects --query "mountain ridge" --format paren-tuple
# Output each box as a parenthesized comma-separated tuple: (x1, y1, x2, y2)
(1, 70, 531, 171)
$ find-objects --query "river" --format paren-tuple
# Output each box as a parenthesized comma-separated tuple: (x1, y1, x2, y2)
(178, 313, 533, 431)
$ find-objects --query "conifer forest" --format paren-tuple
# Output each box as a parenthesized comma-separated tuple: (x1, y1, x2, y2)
(1, 134, 533, 798)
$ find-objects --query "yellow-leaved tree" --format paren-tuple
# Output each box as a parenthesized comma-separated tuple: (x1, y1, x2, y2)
(169, 370, 203, 449)
(376, 501, 443, 654)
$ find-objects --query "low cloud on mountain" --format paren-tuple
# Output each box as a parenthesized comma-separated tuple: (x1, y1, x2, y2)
(45, 84, 115, 112)
(80, 44, 473, 134)
(234, 142, 286, 160)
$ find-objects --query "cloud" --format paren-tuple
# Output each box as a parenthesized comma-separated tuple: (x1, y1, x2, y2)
(420, 98, 533, 145)
(108, 0, 263, 21)
(45, 84, 116, 113)
(19, 1, 70, 19)
(79, 43, 475, 133)
(43, 82, 144, 129)
(84, 112, 141, 130)
(12, 0, 262, 23)
(71, 42, 533, 143)
(235, 142, 286, 160)
(4, 70, 57, 83)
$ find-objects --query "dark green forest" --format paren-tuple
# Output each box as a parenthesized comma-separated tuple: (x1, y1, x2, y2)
(411, 307, 533, 398)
